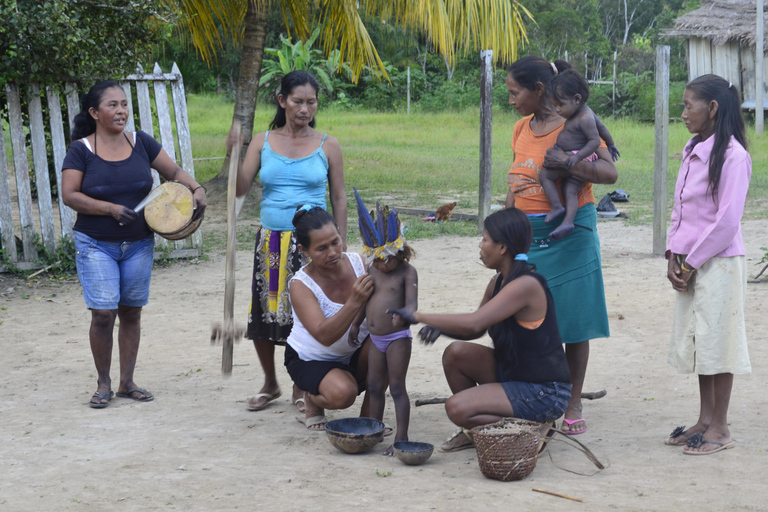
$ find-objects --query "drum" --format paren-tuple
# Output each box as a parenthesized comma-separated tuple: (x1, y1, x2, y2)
(143, 181, 203, 240)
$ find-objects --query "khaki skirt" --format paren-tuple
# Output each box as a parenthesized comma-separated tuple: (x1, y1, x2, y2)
(669, 255, 751, 375)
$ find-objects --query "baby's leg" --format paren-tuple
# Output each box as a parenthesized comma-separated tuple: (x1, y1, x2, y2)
(549, 176, 584, 240)
(383, 338, 412, 456)
(367, 340, 389, 425)
(540, 168, 566, 224)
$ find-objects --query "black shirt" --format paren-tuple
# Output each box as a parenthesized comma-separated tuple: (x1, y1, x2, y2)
(62, 131, 162, 242)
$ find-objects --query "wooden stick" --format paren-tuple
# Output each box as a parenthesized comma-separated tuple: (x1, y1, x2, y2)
(221, 124, 241, 376)
(581, 389, 607, 400)
(415, 397, 448, 407)
(532, 488, 585, 503)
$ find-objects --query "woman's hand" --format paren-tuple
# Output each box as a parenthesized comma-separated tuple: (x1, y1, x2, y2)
(350, 274, 374, 307)
(667, 255, 691, 292)
(192, 187, 208, 219)
(112, 204, 139, 226)
(225, 123, 244, 153)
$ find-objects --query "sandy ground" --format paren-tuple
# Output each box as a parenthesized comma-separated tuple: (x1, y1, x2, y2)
(1, 206, 767, 511)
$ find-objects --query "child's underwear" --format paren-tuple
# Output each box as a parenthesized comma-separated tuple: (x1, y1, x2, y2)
(571, 150, 598, 162)
(370, 328, 412, 353)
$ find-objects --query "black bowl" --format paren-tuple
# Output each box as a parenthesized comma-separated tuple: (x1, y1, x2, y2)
(324, 417, 385, 454)
(393, 441, 434, 465)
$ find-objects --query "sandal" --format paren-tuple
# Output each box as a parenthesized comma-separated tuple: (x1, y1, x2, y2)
(439, 428, 474, 452)
(665, 425, 691, 446)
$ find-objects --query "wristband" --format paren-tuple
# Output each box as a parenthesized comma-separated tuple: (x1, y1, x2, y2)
(681, 261, 695, 273)
(193, 185, 207, 193)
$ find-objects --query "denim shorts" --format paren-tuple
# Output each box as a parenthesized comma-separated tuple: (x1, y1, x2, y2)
(500, 381, 572, 423)
(74, 231, 154, 309)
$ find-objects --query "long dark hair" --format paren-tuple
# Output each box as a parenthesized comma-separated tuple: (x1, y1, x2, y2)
(71, 80, 123, 140)
(484, 208, 533, 286)
(548, 69, 590, 104)
(269, 70, 320, 130)
(292, 206, 336, 248)
(685, 74, 747, 199)
(507, 56, 571, 92)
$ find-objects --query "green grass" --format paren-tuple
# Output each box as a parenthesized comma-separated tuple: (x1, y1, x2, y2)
(186, 94, 768, 239)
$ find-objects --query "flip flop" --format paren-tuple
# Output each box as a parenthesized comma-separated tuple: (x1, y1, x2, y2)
(683, 433, 736, 455)
(116, 388, 154, 402)
(89, 390, 114, 409)
(294, 397, 306, 413)
(383, 423, 394, 438)
(561, 418, 587, 435)
(246, 391, 282, 411)
(665, 425, 692, 446)
(296, 414, 327, 431)
(439, 428, 474, 452)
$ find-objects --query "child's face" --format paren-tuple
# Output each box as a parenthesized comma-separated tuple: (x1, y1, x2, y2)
(372, 256, 399, 274)
(553, 94, 581, 119)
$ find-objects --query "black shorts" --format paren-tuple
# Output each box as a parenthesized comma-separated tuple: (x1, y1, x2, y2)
(284, 344, 366, 396)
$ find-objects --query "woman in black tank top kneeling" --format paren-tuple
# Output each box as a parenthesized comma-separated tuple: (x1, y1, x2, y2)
(389, 208, 572, 452)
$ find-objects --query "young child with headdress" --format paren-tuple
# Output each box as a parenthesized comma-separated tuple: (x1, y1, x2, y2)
(351, 189, 418, 455)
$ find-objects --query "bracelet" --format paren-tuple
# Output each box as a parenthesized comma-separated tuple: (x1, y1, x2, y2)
(681, 261, 695, 273)
(193, 185, 206, 193)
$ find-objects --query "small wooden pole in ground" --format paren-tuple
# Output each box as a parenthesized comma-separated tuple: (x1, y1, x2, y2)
(653, 45, 670, 257)
(478, 49, 493, 234)
(756, 0, 764, 135)
(407, 67, 411, 115)
(612, 50, 617, 116)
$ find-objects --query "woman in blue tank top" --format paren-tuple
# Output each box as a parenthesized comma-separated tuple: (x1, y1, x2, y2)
(226, 71, 347, 412)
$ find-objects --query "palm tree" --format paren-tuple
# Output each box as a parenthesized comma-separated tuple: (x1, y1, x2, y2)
(176, 0, 531, 179)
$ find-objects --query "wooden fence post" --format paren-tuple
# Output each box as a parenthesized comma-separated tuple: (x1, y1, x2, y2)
(0, 118, 17, 262)
(613, 51, 617, 116)
(478, 50, 493, 234)
(756, 0, 764, 135)
(46, 86, 75, 238)
(6, 84, 38, 261)
(653, 46, 670, 256)
(28, 85, 56, 254)
(407, 67, 411, 115)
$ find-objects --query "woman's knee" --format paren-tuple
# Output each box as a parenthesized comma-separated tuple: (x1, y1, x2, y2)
(442, 342, 470, 372)
(444, 395, 469, 425)
(321, 376, 358, 409)
(91, 309, 117, 329)
(117, 305, 142, 323)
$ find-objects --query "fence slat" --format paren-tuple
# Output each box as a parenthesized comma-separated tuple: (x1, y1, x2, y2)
(28, 85, 56, 253)
(171, 62, 202, 250)
(46, 86, 75, 238)
(65, 84, 79, 134)
(6, 84, 38, 261)
(0, 117, 18, 261)
(120, 81, 136, 132)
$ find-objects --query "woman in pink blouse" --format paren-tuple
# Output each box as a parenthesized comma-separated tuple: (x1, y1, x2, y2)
(665, 74, 751, 455)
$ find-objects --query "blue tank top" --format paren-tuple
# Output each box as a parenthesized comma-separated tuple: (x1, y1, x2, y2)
(259, 131, 329, 231)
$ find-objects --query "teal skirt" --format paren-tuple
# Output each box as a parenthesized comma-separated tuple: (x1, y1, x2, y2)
(527, 204, 610, 343)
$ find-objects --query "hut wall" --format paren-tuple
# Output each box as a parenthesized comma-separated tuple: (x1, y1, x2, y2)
(739, 45, 768, 103)
(688, 36, 768, 103)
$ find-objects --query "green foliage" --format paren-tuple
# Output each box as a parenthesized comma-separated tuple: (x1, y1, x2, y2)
(259, 29, 333, 98)
(0, 0, 166, 86)
(0, 234, 76, 277)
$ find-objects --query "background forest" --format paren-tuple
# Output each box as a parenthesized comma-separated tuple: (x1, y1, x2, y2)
(155, 0, 698, 120)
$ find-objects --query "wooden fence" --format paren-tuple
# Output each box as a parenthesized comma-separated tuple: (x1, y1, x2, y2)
(0, 63, 201, 271)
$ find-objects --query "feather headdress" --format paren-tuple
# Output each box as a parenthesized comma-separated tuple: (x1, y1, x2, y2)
(353, 187, 405, 262)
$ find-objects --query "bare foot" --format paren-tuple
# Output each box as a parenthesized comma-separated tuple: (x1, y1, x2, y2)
(545, 206, 565, 224)
(549, 222, 574, 240)
(383, 444, 395, 456)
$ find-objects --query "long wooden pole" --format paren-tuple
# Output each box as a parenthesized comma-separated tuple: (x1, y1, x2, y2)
(756, 0, 764, 134)
(478, 50, 493, 234)
(653, 46, 670, 256)
(222, 125, 241, 375)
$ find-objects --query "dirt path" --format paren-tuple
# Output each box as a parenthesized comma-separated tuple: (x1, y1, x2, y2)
(1, 213, 766, 511)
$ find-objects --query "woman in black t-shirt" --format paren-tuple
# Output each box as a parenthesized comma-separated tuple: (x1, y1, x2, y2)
(389, 208, 571, 452)
(61, 80, 206, 408)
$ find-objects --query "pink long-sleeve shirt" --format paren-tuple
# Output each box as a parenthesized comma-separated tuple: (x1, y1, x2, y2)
(667, 134, 751, 269)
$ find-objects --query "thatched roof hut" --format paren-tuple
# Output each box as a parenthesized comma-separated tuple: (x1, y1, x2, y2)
(664, 0, 767, 106)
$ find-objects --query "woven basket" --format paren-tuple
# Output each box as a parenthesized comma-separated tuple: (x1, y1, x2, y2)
(471, 418, 541, 481)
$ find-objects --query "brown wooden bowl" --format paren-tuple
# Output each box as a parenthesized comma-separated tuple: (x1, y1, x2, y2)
(324, 418, 385, 454)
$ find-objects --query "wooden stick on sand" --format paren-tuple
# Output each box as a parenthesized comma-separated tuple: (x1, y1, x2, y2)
(532, 488, 585, 503)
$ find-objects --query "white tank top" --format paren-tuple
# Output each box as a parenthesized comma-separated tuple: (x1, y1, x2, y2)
(287, 252, 366, 363)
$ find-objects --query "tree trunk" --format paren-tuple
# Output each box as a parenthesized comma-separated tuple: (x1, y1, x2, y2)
(215, 0, 269, 181)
